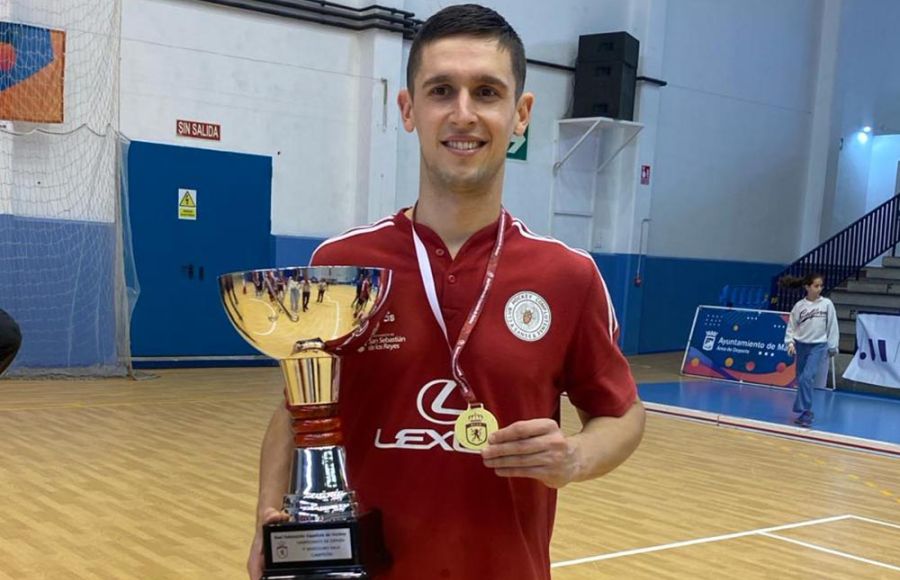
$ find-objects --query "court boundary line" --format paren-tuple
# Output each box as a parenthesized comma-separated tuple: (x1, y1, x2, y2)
(848, 514, 900, 530)
(642, 402, 900, 457)
(760, 532, 900, 572)
(550, 514, 853, 568)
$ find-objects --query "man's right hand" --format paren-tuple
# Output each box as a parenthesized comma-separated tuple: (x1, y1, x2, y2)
(787, 343, 796, 356)
(248, 507, 290, 580)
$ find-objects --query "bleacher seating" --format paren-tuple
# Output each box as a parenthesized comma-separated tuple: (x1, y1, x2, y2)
(719, 284, 770, 310)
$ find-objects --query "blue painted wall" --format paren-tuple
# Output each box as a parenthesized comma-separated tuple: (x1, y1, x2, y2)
(636, 256, 784, 353)
(0, 214, 118, 369)
(0, 214, 783, 368)
(592, 253, 643, 354)
(273, 236, 322, 268)
(275, 235, 785, 356)
(127, 141, 273, 358)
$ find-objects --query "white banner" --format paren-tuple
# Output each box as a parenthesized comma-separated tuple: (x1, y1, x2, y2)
(843, 313, 900, 389)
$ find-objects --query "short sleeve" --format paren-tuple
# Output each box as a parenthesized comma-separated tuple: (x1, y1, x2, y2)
(310, 240, 351, 267)
(562, 267, 637, 418)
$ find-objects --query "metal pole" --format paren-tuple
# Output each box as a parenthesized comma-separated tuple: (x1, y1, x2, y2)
(830, 356, 837, 391)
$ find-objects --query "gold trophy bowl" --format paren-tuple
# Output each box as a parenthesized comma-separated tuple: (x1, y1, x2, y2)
(219, 266, 392, 579)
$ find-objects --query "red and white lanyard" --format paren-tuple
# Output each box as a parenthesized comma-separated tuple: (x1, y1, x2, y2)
(410, 204, 507, 405)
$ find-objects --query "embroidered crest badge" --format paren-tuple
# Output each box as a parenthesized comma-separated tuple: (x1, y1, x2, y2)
(504, 291, 551, 342)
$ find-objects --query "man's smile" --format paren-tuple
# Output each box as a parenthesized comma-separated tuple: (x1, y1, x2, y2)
(441, 137, 488, 154)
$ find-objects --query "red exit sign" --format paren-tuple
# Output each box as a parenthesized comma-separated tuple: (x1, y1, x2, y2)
(176, 119, 221, 141)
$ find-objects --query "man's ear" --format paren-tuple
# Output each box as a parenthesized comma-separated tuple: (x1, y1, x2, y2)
(398, 89, 416, 133)
(513, 92, 535, 136)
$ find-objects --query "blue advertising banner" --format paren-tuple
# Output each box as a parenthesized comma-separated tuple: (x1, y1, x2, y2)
(682, 306, 797, 388)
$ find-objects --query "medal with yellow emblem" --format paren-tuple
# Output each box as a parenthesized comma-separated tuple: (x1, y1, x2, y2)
(411, 205, 509, 452)
(454, 402, 499, 451)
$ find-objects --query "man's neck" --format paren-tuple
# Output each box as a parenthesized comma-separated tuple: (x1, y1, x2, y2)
(409, 190, 502, 258)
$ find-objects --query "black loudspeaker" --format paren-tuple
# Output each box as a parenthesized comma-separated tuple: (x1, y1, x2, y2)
(577, 32, 639, 68)
(573, 32, 639, 120)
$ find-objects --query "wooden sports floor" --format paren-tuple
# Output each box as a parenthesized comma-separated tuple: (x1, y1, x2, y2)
(0, 354, 897, 579)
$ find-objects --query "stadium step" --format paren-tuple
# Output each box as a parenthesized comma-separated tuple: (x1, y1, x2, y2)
(839, 334, 856, 353)
(862, 265, 900, 281)
(830, 288, 900, 309)
(833, 273, 898, 355)
(845, 279, 900, 294)
(882, 255, 900, 268)
(835, 303, 899, 320)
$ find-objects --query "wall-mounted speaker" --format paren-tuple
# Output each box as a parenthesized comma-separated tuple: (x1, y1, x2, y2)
(573, 32, 639, 121)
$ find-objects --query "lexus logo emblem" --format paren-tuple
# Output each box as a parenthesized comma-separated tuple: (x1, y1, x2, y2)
(415, 379, 465, 425)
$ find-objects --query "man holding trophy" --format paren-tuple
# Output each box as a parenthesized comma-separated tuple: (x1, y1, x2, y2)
(245, 4, 645, 579)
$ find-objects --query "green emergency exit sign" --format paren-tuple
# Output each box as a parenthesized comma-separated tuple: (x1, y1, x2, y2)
(506, 126, 528, 161)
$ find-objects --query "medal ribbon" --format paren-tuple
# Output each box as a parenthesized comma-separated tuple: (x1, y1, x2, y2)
(411, 204, 507, 404)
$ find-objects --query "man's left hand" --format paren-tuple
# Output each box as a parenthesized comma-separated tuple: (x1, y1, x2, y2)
(481, 419, 580, 489)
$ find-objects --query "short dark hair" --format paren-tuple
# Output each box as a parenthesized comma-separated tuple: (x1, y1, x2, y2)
(407, 4, 526, 99)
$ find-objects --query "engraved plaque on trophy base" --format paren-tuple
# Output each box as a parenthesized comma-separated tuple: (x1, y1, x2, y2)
(262, 510, 389, 580)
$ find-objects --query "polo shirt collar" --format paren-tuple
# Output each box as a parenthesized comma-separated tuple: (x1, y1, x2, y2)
(393, 207, 508, 257)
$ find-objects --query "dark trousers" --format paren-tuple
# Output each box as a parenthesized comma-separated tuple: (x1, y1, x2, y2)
(0, 309, 22, 375)
(302, 291, 311, 311)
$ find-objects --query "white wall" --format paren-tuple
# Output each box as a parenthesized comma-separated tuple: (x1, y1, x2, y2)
(824, 0, 900, 237)
(118, 0, 844, 267)
(866, 134, 900, 211)
(648, 0, 819, 264)
(798, 0, 840, 255)
(120, 0, 370, 237)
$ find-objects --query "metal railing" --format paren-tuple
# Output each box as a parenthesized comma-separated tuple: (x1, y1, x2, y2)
(770, 193, 900, 311)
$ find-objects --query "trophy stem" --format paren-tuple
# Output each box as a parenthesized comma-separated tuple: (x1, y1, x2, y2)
(280, 359, 344, 447)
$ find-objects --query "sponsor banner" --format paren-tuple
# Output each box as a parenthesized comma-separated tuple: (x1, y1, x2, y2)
(0, 22, 65, 123)
(682, 306, 797, 388)
(843, 313, 900, 389)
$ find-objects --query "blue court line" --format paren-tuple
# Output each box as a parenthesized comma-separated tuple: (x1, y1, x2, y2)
(638, 380, 900, 452)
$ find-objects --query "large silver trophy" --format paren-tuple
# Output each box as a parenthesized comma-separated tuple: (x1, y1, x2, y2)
(219, 266, 392, 579)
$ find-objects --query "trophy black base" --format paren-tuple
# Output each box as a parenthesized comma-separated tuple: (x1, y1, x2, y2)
(262, 510, 390, 580)
(263, 569, 365, 580)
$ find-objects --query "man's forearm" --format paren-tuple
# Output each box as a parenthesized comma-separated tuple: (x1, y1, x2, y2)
(570, 400, 645, 482)
(256, 404, 294, 522)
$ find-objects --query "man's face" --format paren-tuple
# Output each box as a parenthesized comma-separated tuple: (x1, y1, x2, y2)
(398, 36, 533, 195)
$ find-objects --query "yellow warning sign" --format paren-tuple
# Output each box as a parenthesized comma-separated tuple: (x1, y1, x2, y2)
(178, 188, 197, 220)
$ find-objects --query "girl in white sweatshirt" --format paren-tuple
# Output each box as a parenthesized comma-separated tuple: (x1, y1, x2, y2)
(781, 273, 839, 427)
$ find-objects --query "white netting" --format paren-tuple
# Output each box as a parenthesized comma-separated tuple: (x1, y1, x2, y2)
(0, 0, 134, 376)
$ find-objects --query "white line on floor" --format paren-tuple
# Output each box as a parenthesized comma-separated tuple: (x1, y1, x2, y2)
(761, 532, 900, 572)
(848, 514, 900, 530)
(551, 514, 853, 568)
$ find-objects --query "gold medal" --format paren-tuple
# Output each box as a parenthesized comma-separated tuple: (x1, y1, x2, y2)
(454, 403, 499, 451)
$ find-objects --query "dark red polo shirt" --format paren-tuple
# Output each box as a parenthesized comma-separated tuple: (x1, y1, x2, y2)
(310, 209, 636, 580)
